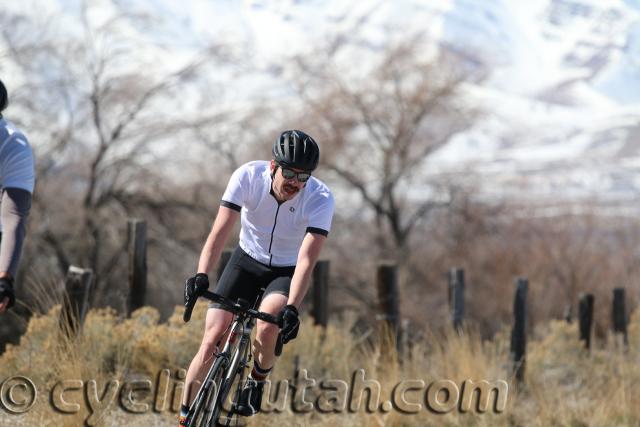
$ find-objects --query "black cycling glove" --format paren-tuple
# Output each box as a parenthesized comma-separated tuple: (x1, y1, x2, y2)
(184, 273, 209, 305)
(278, 304, 300, 344)
(0, 277, 15, 309)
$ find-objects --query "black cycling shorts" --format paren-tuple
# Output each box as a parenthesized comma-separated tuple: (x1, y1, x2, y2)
(209, 246, 295, 310)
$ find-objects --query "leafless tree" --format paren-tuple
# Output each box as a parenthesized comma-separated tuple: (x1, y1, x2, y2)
(256, 31, 488, 329)
(289, 35, 485, 260)
(0, 3, 245, 311)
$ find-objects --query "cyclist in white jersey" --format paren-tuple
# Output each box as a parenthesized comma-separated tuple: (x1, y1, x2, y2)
(179, 130, 334, 424)
(0, 79, 35, 314)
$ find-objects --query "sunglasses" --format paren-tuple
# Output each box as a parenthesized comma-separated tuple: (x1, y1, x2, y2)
(280, 166, 312, 182)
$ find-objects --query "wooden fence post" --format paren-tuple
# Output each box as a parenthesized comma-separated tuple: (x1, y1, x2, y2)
(563, 303, 572, 323)
(127, 219, 147, 316)
(376, 262, 400, 350)
(399, 318, 410, 356)
(448, 268, 465, 331)
(612, 288, 628, 347)
(311, 260, 330, 327)
(60, 266, 93, 336)
(217, 249, 233, 281)
(291, 354, 301, 405)
(510, 278, 528, 382)
(579, 293, 594, 350)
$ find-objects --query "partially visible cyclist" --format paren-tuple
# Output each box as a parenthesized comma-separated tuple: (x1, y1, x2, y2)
(179, 130, 334, 426)
(0, 79, 35, 315)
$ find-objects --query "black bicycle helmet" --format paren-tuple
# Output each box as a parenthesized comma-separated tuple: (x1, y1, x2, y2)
(272, 130, 320, 171)
(0, 80, 7, 116)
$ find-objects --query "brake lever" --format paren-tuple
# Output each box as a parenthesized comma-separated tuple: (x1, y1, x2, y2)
(275, 333, 284, 356)
(183, 295, 196, 322)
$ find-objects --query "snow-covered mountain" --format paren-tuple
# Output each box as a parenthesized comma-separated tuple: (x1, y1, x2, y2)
(6, 0, 640, 209)
(428, 0, 640, 208)
(235, 0, 640, 208)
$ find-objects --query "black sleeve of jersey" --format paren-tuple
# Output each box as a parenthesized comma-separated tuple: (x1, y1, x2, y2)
(306, 227, 328, 237)
(220, 200, 241, 212)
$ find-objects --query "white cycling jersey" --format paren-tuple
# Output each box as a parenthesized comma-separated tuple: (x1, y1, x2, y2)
(0, 118, 35, 194)
(221, 161, 334, 267)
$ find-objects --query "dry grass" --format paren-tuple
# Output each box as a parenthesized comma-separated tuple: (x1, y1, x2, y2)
(1, 302, 639, 427)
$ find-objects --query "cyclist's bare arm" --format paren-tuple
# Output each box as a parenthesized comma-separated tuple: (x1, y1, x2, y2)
(182, 206, 239, 408)
(197, 206, 239, 275)
(0, 188, 32, 313)
(287, 232, 327, 308)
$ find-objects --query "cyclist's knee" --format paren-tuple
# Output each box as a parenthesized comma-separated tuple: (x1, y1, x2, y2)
(201, 326, 224, 349)
(256, 321, 279, 341)
(195, 340, 218, 366)
(199, 337, 218, 352)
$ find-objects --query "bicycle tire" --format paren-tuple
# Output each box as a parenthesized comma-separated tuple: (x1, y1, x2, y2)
(219, 364, 249, 427)
(200, 357, 228, 427)
(188, 355, 228, 427)
(211, 338, 250, 426)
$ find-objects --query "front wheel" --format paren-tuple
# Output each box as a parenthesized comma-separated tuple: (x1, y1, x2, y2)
(188, 355, 228, 427)
(211, 340, 250, 426)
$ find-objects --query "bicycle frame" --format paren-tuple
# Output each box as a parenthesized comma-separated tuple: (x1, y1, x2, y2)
(184, 289, 283, 427)
(209, 311, 255, 425)
(188, 311, 252, 427)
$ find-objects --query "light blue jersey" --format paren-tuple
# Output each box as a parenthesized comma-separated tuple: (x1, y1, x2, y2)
(0, 118, 35, 194)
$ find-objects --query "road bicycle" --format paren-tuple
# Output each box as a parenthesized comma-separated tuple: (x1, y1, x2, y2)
(183, 288, 283, 427)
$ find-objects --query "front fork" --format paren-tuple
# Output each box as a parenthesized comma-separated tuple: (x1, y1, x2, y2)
(228, 321, 253, 381)
(223, 322, 253, 415)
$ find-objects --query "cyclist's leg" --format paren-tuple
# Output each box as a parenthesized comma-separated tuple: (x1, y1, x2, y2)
(235, 293, 284, 417)
(183, 308, 233, 407)
(254, 270, 293, 368)
(254, 290, 288, 369)
(236, 267, 294, 416)
(235, 273, 292, 416)
(235, 294, 284, 417)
